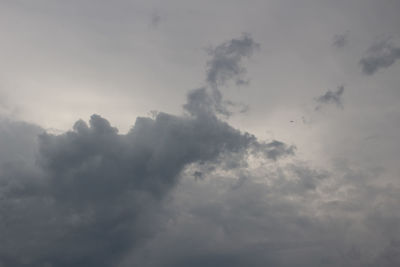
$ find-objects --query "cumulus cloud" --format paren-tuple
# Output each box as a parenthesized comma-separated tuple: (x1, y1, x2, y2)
(315, 85, 344, 110)
(6, 32, 400, 267)
(360, 39, 400, 75)
(0, 35, 296, 266)
(2, 108, 395, 265)
(0, 111, 265, 266)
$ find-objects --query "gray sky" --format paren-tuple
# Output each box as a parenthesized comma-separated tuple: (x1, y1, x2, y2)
(1, 1, 400, 266)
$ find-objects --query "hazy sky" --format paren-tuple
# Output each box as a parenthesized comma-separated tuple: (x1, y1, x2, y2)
(1, 1, 400, 266)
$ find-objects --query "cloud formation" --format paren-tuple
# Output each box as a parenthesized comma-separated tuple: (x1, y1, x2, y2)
(315, 85, 344, 110)
(2, 30, 399, 267)
(0, 107, 275, 266)
(255, 140, 296, 161)
(206, 34, 259, 88)
(2, 1, 400, 266)
(0, 35, 294, 266)
(122, 160, 400, 267)
(360, 39, 400, 75)
(185, 34, 259, 116)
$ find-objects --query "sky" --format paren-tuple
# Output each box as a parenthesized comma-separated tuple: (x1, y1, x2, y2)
(0, 0, 400, 266)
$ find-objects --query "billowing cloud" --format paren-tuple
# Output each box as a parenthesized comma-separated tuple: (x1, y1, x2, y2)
(0, 110, 266, 266)
(0, 35, 295, 266)
(360, 39, 400, 75)
(2, 107, 398, 267)
(315, 85, 344, 110)
(2, 26, 399, 266)
(1, 1, 400, 266)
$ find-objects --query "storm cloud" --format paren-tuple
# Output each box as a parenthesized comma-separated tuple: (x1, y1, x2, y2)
(0, 35, 294, 266)
(1, 1, 400, 266)
(0, 112, 258, 266)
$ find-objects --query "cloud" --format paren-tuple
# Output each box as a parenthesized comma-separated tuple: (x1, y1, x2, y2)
(120, 159, 400, 267)
(0, 34, 295, 267)
(315, 85, 344, 110)
(1, 30, 399, 267)
(0, 111, 294, 266)
(360, 39, 400, 75)
(185, 34, 260, 117)
(206, 33, 260, 88)
(332, 32, 349, 48)
(254, 140, 296, 161)
(184, 87, 214, 116)
(0, 109, 270, 266)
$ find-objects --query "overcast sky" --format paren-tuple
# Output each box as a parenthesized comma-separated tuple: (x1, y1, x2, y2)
(1, 1, 400, 266)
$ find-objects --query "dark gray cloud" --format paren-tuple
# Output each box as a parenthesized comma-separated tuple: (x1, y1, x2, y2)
(0, 110, 265, 266)
(360, 39, 400, 75)
(0, 110, 295, 267)
(332, 32, 349, 48)
(1, 1, 400, 266)
(0, 35, 294, 266)
(0, 36, 298, 267)
(315, 85, 344, 110)
(6, 23, 400, 266)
